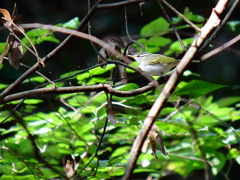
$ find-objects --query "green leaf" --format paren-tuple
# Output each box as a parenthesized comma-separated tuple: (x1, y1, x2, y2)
(0, 42, 7, 54)
(22, 28, 59, 49)
(89, 64, 115, 75)
(115, 83, 139, 91)
(109, 167, 125, 176)
(88, 77, 107, 84)
(216, 96, 240, 107)
(62, 17, 80, 29)
(111, 146, 130, 158)
(0, 83, 7, 90)
(165, 38, 194, 55)
(183, 7, 204, 23)
(95, 171, 110, 179)
(29, 76, 46, 83)
(211, 152, 226, 175)
(23, 99, 43, 105)
(36, 36, 60, 44)
(0, 175, 36, 180)
(140, 17, 170, 36)
(173, 80, 227, 98)
(25, 29, 50, 37)
(60, 70, 80, 78)
(227, 21, 240, 31)
(147, 37, 171, 47)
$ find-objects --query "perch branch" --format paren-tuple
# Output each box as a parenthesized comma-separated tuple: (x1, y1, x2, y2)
(122, 0, 230, 179)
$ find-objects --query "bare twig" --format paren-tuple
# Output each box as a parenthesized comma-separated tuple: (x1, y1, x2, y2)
(201, 34, 240, 60)
(169, 153, 213, 166)
(161, 0, 201, 32)
(9, 108, 66, 178)
(96, 0, 153, 9)
(21, 63, 55, 86)
(2, 18, 43, 66)
(157, 0, 187, 51)
(74, 117, 108, 179)
(199, 0, 240, 51)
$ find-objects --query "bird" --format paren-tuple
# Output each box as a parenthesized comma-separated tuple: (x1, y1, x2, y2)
(128, 52, 199, 76)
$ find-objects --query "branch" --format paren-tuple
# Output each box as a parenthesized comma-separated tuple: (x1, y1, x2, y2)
(0, 83, 157, 104)
(201, 34, 240, 60)
(122, 0, 230, 179)
(160, 0, 201, 32)
(96, 0, 153, 9)
(199, 0, 240, 51)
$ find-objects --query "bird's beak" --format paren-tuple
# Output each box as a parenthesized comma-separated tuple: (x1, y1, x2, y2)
(127, 54, 134, 58)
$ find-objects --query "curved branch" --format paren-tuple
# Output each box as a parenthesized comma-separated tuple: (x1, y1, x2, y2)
(0, 83, 158, 104)
(0, 1, 102, 101)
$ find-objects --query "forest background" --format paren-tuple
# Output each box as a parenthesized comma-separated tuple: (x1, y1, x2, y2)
(0, 0, 240, 180)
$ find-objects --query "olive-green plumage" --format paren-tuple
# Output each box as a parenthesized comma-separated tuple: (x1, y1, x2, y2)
(128, 52, 199, 76)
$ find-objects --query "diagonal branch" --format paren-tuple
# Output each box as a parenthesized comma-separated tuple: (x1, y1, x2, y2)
(122, 0, 230, 179)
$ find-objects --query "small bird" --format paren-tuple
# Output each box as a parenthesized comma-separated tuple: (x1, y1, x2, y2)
(128, 52, 199, 76)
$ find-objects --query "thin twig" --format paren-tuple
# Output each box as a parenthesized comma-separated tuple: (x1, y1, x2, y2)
(3, 18, 43, 66)
(157, 0, 187, 51)
(21, 63, 55, 86)
(200, 34, 240, 60)
(199, 0, 239, 51)
(161, 0, 201, 32)
(96, 0, 153, 9)
(74, 117, 108, 179)
(9, 108, 66, 178)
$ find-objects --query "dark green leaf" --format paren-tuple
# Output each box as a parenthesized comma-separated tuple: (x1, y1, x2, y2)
(174, 80, 227, 98)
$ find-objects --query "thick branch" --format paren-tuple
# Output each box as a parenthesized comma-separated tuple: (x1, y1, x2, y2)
(122, 0, 230, 179)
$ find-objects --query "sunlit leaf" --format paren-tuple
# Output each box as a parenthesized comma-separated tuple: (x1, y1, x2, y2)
(36, 36, 60, 44)
(62, 17, 80, 29)
(89, 64, 115, 75)
(165, 38, 195, 55)
(147, 37, 171, 47)
(183, 7, 205, 22)
(23, 99, 43, 105)
(140, 17, 170, 36)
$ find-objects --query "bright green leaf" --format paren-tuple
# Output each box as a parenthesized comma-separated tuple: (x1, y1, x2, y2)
(147, 37, 171, 47)
(140, 17, 170, 36)
(62, 17, 80, 29)
(23, 99, 43, 105)
(165, 38, 194, 55)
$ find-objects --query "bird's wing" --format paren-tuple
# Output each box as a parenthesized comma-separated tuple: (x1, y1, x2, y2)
(148, 54, 177, 64)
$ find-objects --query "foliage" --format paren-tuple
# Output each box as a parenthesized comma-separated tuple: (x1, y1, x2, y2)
(0, 2, 240, 180)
